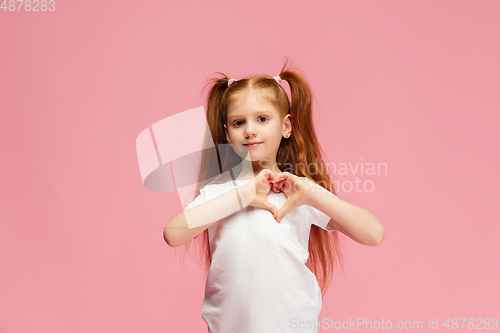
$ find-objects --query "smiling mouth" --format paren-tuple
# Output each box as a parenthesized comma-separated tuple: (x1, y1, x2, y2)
(243, 142, 262, 147)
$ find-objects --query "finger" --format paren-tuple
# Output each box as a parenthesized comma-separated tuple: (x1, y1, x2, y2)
(276, 171, 291, 179)
(272, 174, 287, 182)
(259, 174, 270, 186)
(278, 180, 284, 191)
(274, 172, 290, 182)
(262, 201, 278, 219)
(265, 169, 276, 180)
(281, 180, 290, 193)
(276, 207, 287, 223)
(276, 205, 292, 223)
(259, 175, 274, 189)
(270, 178, 284, 191)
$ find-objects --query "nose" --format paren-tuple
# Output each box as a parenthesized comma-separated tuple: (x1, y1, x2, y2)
(244, 123, 257, 138)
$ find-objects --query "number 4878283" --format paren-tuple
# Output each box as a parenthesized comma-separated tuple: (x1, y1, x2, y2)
(1, 0, 55, 12)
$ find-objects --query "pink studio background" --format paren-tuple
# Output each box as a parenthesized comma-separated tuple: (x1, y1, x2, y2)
(1, 1, 499, 332)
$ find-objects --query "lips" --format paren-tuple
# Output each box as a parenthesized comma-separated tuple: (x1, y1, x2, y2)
(243, 142, 262, 147)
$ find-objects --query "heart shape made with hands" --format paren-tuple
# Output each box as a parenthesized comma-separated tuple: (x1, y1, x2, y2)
(262, 172, 310, 223)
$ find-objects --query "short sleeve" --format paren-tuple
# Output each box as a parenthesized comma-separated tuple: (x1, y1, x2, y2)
(184, 187, 208, 210)
(310, 206, 336, 231)
(303, 178, 338, 232)
(184, 187, 209, 239)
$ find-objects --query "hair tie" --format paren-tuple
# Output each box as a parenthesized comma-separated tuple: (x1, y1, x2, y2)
(228, 76, 281, 87)
(273, 75, 282, 85)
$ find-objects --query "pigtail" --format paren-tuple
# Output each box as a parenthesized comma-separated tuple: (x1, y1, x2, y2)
(183, 74, 235, 272)
(278, 63, 344, 296)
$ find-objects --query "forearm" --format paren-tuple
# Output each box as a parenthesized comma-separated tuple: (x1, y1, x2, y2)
(164, 186, 251, 247)
(306, 187, 385, 246)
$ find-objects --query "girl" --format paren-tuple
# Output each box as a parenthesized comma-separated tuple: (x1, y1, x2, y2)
(163, 62, 384, 333)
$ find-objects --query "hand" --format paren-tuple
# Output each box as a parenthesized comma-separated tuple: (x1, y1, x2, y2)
(239, 169, 278, 219)
(269, 172, 313, 223)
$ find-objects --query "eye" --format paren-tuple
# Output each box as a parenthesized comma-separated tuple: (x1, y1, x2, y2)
(231, 116, 268, 127)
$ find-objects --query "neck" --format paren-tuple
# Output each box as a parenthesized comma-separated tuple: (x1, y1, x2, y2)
(250, 159, 283, 178)
(234, 158, 284, 180)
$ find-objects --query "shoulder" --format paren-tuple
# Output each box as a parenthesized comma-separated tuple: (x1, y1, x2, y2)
(199, 180, 245, 198)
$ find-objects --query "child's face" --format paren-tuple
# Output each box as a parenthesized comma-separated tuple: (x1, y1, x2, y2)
(224, 89, 291, 164)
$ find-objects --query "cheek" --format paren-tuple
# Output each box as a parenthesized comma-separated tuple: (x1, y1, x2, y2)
(227, 129, 238, 141)
(271, 124, 283, 139)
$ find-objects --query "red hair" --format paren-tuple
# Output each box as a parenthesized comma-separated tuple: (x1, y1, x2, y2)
(183, 60, 344, 296)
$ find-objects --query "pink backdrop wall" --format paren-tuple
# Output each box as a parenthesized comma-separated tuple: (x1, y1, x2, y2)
(1, 1, 499, 332)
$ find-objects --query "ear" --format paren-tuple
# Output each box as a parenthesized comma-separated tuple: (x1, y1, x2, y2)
(223, 124, 230, 142)
(282, 114, 292, 137)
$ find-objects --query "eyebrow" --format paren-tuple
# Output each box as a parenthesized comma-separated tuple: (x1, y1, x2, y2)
(227, 110, 273, 120)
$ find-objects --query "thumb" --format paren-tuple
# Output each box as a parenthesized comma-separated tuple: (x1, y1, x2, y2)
(261, 201, 278, 220)
(275, 204, 293, 223)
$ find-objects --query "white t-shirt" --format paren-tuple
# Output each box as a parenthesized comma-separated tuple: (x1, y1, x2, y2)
(185, 176, 338, 333)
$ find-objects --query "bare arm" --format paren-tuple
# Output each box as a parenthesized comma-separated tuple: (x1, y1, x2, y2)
(163, 183, 256, 247)
(306, 186, 385, 246)
(163, 188, 238, 247)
